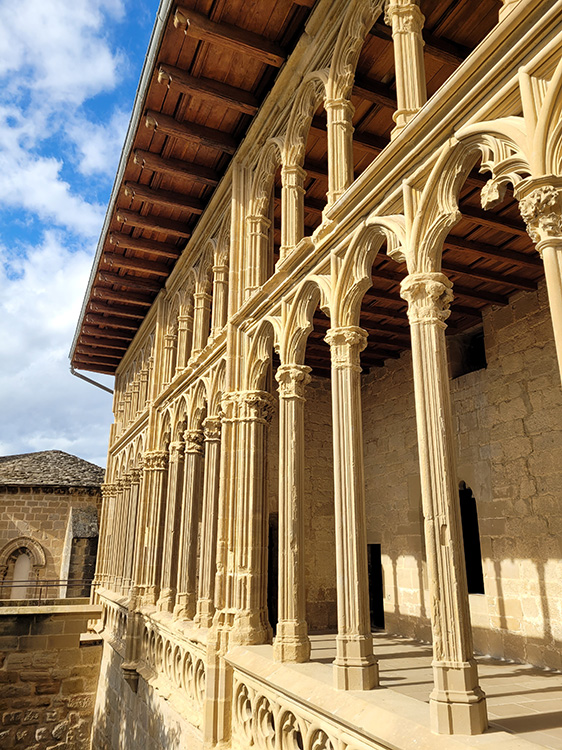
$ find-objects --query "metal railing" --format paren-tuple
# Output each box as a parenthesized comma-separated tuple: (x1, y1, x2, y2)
(0, 578, 98, 603)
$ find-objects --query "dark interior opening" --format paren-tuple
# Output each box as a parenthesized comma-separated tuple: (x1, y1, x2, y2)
(267, 514, 279, 634)
(367, 543, 385, 630)
(459, 482, 485, 595)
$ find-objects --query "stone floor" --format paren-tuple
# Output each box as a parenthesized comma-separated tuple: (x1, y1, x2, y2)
(308, 632, 562, 750)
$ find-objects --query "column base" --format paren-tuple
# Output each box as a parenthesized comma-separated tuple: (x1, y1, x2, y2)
(173, 592, 196, 620)
(156, 588, 175, 613)
(142, 586, 158, 607)
(430, 661, 488, 735)
(273, 621, 310, 663)
(230, 610, 272, 647)
(195, 598, 215, 628)
(333, 634, 378, 690)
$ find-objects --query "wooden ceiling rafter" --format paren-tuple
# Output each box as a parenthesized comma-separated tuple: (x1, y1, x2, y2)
(96, 272, 162, 293)
(116, 208, 192, 240)
(123, 181, 205, 214)
(133, 149, 220, 187)
(109, 232, 183, 259)
(144, 110, 239, 154)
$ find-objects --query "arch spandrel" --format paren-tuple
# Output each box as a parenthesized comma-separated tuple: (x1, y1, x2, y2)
(333, 216, 406, 327)
(280, 276, 331, 364)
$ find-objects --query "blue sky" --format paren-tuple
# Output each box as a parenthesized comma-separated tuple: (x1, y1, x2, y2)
(0, 0, 160, 467)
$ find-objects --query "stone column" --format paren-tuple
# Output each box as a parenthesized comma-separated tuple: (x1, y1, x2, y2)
(157, 441, 185, 612)
(176, 304, 194, 372)
(96, 483, 116, 592)
(123, 467, 142, 594)
(139, 366, 149, 407)
(109, 478, 125, 590)
(400, 272, 487, 735)
(246, 215, 271, 297)
(195, 417, 222, 627)
(192, 291, 212, 357)
(210, 265, 229, 338)
(518, 180, 562, 384)
(163, 332, 177, 385)
(174, 429, 205, 619)
(280, 165, 306, 260)
(385, 0, 427, 139)
(141, 450, 169, 606)
(230, 391, 276, 646)
(326, 98, 355, 206)
(272, 365, 311, 662)
(130, 462, 149, 603)
(325, 327, 378, 690)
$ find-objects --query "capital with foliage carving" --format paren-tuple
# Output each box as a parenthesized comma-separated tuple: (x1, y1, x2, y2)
(517, 179, 562, 252)
(203, 417, 222, 442)
(384, 0, 425, 33)
(101, 483, 117, 501)
(130, 467, 142, 484)
(237, 390, 276, 424)
(143, 450, 168, 471)
(325, 326, 368, 370)
(275, 364, 312, 399)
(168, 440, 185, 461)
(400, 273, 453, 327)
(184, 429, 205, 454)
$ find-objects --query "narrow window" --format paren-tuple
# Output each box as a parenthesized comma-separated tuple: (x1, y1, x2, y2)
(267, 514, 279, 633)
(459, 482, 485, 595)
(448, 326, 487, 379)
(367, 544, 385, 630)
(11, 550, 31, 600)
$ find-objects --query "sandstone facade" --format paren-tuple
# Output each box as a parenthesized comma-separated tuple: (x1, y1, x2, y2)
(70, 0, 562, 747)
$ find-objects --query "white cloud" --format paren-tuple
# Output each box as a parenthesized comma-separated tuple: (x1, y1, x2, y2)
(66, 108, 130, 177)
(0, 0, 125, 106)
(0, 233, 114, 466)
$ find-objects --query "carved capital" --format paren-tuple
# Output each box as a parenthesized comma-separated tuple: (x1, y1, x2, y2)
(325, 326, 368, 370)
(275, 364, 312, 399)
(325, 97, 355, 124)
(203, 416, 222, 441)
(101, 483, 117, 500)
(518, 183, 562, 250)
(237, 390, 276, 423)
(164, 333, 177, 347)
(168, 440, 185, 461)
(400, 273, 453, 327)
(143, 450, 168, 471)
(384, 0, 425, 33)
(184, 429, 205, 454)
(130, 467, 142, 484)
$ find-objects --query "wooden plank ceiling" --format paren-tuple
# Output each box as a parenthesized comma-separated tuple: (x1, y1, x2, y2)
(72, 0, 541, 379)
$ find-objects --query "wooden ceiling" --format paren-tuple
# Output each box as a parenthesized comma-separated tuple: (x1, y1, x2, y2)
(72, 0, 541, 379)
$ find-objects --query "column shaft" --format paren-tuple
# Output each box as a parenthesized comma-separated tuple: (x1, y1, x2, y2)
(273, 365, 311, 662)
(176, 305, 194, 372)
(326, 98, 355, 206)
(141, 451, 168, 606)
(326, 327, 378, 690)
(174, 430, 204, 619)
(210, 265, 229, 338)
(401, 272, 487, 735)
(192, 291, 212, 357)
(195, 418, 222, 627)
(385, 0, 427, 138)
(158, 442, 185, 612)
(280, 165, 306, 259)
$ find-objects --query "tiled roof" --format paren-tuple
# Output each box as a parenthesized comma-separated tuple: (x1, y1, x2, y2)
(0, 451, 105, 487)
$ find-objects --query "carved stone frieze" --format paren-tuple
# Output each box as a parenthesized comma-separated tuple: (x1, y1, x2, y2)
(143, 450, 168, 471)
(400, 273, 454, 327)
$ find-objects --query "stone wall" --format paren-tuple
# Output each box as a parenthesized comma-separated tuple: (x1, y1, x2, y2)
(361, 281, 562, 670)
(91, 639, 203, 750)
(0, 487, 101, 594)
(0, 601, 102, 749)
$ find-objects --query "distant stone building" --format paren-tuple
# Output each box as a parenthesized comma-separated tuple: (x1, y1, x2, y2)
(0, 450, 104, 600)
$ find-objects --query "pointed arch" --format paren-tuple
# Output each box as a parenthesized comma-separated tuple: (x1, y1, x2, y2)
(249, 138, 284, 218)
(284, 70, 329, 168)
(334, 215, 406, 327)
(187, 379, 208, 431)
(281, 276, 331, 364)
(245, 317, 281, 391)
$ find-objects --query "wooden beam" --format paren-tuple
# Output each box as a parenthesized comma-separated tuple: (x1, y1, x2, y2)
(89, 301, 146, 320)
(134, 149, 220, 187)
(452, 285, 509, 306)
(369, 21, 469, 67)
(174, 7, 286, 68)
(80, 336, 130, 351)
(75, 348, 122, 362)
(116, 208, 191, 239)
(460, 206, 528, 237)
(158, 64, 259, 116)
(72, 360, 116, 375)
(85, 314, 140, 331)
(145, 110, 238, 154)
(303, 159, 328, 179)
(97, 271, 162, 293)
(442, 259, 537, 292)
(102, 253, 171, 277)
(93, 287, 153, 307)
(444, 235, 541, 269)
(110, 231, 182, 259)
(353, 75, 397, 109)
(82, 325, 134, 341)
(124, 181, 204, 215)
